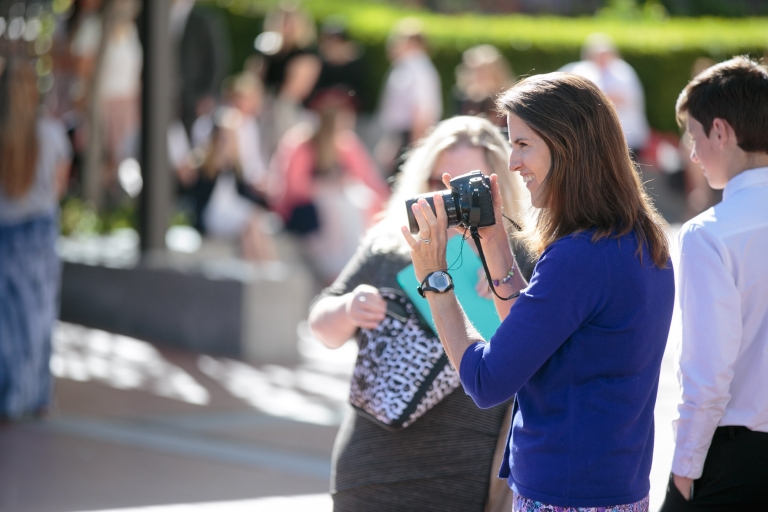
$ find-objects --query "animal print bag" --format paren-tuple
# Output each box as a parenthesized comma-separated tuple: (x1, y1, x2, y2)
(349, 288, 461, 430)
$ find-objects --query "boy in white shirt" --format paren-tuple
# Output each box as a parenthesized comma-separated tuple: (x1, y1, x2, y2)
(660, 56, 768, 511)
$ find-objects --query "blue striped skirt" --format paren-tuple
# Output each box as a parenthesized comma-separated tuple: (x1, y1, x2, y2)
(0, 213, 60, 419)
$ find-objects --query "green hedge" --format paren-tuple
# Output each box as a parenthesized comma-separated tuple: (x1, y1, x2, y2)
(210, 0, 768, 132)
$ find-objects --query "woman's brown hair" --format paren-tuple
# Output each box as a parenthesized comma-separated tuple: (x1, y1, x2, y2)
(0, 59, 39, 198)
(497, 72, 669, 268)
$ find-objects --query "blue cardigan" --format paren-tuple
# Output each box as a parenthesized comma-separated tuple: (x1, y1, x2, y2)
(460, 230, 674, 508)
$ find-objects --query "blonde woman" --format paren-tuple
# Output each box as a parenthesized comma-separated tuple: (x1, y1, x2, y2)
(309, 116, 531, 511)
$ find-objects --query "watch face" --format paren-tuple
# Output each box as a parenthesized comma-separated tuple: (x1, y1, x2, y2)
(430, 272, 449, 289)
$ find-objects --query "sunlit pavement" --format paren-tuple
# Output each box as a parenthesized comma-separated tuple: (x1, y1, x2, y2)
(0, 228, 683, 512)
(0, 322, 354, 512)
(83, 495, 334, 512)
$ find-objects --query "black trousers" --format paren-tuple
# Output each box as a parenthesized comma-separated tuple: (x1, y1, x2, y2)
(659, 426, 768, 512)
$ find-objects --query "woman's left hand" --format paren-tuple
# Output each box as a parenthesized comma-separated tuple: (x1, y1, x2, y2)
(476, 268, 492, 299)
(401, 194, 449, 283)
(448, 173, 509, 248)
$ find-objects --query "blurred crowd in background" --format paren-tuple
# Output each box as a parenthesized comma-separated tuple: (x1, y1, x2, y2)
(1, 0, 724, 289)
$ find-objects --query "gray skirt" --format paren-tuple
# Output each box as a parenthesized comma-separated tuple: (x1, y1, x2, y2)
(331, 390, 509, 512)
(0, 213, 59, 419)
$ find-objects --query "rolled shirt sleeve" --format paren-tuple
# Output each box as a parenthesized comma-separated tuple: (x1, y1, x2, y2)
(671, 223, 743, 479)
(459, 235, 608, 409)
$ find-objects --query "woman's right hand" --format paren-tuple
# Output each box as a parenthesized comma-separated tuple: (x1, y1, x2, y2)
(345, 284, 387, 329)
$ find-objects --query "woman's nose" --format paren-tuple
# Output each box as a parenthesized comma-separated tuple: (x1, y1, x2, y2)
(508, 153, 523, 172)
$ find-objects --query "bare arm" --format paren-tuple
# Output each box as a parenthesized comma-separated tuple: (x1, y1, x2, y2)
(425, 289, 483, 370)
(308, 284, 387, 349)
(55, 161, 71, 199)
(280, 54, 321, 103)
(485, 237, 526, 321)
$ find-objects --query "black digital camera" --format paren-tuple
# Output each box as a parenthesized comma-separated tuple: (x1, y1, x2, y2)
(406, 170, 495, 235)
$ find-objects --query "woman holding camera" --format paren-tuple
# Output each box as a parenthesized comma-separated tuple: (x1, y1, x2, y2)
(309, 116, 531, 511)
(405, 73, 674, 511)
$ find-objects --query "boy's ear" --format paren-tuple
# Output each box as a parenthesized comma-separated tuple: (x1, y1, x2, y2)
(710, 118, 737, 149)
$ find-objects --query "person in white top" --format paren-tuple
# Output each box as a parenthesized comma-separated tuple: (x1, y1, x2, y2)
(660, 56, 768, 511)
(376, 18, 442, 176)
(191, 73, 269, 191)
(100, 0, 142, 181)
(563, 33, 649, 154)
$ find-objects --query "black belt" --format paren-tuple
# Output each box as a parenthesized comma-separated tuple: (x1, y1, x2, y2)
(716, 425, 751, 439)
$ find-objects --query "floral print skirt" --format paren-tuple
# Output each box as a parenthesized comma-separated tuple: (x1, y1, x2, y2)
(513, 493, 649, 512)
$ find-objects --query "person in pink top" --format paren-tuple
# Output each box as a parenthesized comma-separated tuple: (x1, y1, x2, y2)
(270, 87, 390, 283)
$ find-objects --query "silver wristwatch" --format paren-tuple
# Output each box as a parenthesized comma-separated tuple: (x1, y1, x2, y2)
(417, 271, 454, 298)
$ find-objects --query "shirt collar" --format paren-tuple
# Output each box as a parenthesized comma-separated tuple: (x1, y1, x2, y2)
(723, 166, 768, 201)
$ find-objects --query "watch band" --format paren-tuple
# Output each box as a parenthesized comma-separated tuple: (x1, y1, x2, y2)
(417, 271, 454, 298)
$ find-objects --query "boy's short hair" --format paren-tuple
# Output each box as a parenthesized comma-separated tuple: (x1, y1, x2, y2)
(676, 56, 768, 153)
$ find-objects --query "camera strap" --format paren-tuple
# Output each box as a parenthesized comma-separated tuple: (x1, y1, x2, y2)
(469, 226, 520, 301)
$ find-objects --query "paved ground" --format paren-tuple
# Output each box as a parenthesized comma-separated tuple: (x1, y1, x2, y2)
(0, 322, 354, 512)
(0, 227, 684, 512)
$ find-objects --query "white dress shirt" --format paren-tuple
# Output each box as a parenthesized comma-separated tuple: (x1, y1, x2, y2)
(236, 115, 268, 188)
(566, 59, 650, 149)
(379, 52, 442, 133)
(672, 166, 768, 479)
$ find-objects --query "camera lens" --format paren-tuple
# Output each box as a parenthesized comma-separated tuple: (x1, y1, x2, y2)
(405, 190, 459, 234)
